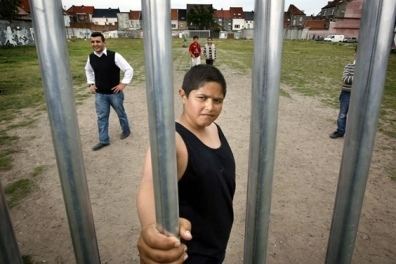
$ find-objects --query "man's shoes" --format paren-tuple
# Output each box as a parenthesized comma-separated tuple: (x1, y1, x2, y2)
(92, 142, 110, 151)
(120, 131, 131, 140)
(329, 131, 344, 139)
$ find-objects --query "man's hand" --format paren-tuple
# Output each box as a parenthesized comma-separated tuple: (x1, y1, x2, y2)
(137, 218, 192, 264)
(88, 84, 97, 94)
(112, 83, 127, 93)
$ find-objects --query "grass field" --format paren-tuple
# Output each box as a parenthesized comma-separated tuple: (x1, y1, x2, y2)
(0, 39, 395, 172)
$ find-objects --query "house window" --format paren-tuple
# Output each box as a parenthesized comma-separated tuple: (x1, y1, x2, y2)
(172, 23, 176, 28)
(235, 24, 240, 29)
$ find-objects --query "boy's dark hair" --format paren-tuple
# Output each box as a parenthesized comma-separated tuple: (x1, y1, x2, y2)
(91, 32, 105, 42)
(182, 65, 226, 97)
(193, 35, 199, 40)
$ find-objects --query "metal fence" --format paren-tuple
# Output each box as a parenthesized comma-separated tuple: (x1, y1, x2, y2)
(1, 0, 395, 263)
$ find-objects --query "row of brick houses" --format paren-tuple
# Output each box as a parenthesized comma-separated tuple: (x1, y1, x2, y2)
(63, 1, 365, 39)
(2, 0, 395, 46)
(64, 5, 255, 33)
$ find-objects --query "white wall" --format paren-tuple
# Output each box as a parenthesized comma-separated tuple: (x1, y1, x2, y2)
(0, 20, 34, 46)
(232, 18, 245, 31)
(117, 13, 129, 30)
(92, 17, 117, 26)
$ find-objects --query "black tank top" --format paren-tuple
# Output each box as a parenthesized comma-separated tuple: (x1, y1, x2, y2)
(176, 122, 235, 260)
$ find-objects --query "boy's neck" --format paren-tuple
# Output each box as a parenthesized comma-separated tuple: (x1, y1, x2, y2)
(177, 115, 208, 134)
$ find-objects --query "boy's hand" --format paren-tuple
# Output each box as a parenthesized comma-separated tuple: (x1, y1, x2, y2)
(137, 218, 192, 263)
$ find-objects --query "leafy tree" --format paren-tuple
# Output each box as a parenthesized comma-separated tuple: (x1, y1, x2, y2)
(0, 0, 21, 21)
(187, 5, 215, 30)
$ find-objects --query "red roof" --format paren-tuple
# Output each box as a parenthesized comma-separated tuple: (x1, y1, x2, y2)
(213, 9, 232, 19)
(129, 10, 141, 20)
(171, 9, 178, 20)
(287, 4, 305, 16)
(66, 5, 94, 15)
(229, 7, 244, 18)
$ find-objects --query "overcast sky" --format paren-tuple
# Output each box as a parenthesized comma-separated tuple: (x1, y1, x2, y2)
(61, 0, 329, 16)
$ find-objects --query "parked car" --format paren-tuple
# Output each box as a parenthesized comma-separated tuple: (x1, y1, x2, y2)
(324, 34, 345, 42)
(343, 37, 358, 43)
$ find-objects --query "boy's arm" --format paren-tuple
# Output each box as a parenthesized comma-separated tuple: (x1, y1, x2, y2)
(137, 139, 191, 263)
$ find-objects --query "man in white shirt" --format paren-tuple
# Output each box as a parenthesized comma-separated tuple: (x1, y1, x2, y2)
(85, 32, 133, 151)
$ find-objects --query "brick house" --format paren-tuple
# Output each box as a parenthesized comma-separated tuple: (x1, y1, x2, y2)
(284, 4, 306, 29)
(303, 17, 330, 39)
(328, 0, 363, 38)
(171, 9, 178, 30)
(230, 7, 245, 31)
(244, 11, 254, 29)
(128, 10, 142, 30)
(66, 5, 94, 28)
(213, 9, 232, 31)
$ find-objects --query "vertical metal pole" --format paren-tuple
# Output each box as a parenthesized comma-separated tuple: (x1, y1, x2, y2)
(244, 0, 284, 263)
(29, 1, 101, 263)
(0, 181, 23, 264)
(141, 0, 179, 235)
(326, 0, 396, 263)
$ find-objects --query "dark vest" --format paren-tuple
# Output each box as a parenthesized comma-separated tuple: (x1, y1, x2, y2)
(89, 50, 120, 94)
(176, 122, 235, 261)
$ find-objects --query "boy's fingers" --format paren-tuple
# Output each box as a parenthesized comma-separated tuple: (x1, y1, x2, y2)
(137, 232, 186, 263)
(179, 218, 192, 241)
(139, 247, 187, 264)
(141, 225, 181, 249)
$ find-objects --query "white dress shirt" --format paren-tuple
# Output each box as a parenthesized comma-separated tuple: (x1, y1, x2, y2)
(85, 48, 133, 85)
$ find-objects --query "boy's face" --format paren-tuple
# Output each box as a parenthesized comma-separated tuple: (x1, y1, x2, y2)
(180, 82, 224, 128)
(90, 36, 105, 53)
(193, 38, 199, 43)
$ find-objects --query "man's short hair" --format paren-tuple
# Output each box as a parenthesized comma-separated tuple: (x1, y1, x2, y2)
(182, 65, 226, 97)
(91, 32, 105, 42)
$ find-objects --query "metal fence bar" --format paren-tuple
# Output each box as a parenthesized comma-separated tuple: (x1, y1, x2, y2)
(141, 0, 179, 235)
(325, 0, 396, 263)
(244, 0, 284, 263)
(29, 0, 101, 263)
(0, 181, 23, 264)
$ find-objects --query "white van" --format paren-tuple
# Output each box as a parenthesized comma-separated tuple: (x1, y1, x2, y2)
(324, 35, 345, 42)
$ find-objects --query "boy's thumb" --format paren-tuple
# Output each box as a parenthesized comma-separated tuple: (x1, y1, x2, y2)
(179, 218, 192, 240)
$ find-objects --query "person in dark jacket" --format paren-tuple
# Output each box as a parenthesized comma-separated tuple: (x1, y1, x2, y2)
(85, 32, 133, 151)
(137, 65, 235, 264)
